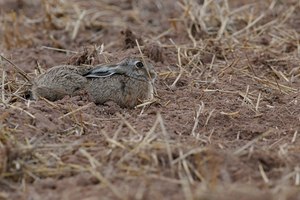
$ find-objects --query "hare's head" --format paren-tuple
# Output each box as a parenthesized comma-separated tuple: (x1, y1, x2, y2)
(84, 57, 157, 82)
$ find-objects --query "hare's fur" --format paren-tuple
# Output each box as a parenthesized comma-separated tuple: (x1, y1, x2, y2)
(32, 65, 91, 101)
(31, 57, 156, 108)
(86, 75, 154, 108)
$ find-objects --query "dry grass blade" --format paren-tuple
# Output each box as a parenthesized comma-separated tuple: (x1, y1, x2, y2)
(291, 130, 298, 143)
(1, 69, 7, 105)
(8, 104, 35, 119)
(234, 129, 273, 155)
(258, 163, 269, 184)
(135, 98, 157, 108)
(101, 130, 127, 149)
(117, 115, 158, 164)
(180, 177, 194, 200)
(255, 92, 261, 113)
(157, 113, 173, 167)
(242, 71, 297, 93)
(79, 148, 124, 199)
(172, 147, 205, 165)
(72, 10, 86, 40)
(41, 46, 78, 54)
(295, 166, 300, 186)
(116, 113, 138, 135)
(232, 13, 265, 37)
(40, 97, 60, 108)
(242, 85, 250, 106)
(59, 102, 93, 119)
(205, 108, 215, 126)
(170, 47, 183, 89)
(0, 54, 32, 84)
(191, 102, 204, 136)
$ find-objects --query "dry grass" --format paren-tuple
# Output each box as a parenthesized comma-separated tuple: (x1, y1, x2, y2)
(0, 0, 300, 199)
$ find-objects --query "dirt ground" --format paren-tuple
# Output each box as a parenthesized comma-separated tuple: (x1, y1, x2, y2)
(0, 0, 300, 199)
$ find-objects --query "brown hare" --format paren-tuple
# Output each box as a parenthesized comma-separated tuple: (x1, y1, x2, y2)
(31, 57, 156, 108)
(84, 57, 157, 108)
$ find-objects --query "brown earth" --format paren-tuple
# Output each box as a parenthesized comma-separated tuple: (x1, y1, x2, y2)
(1, 0, 300, 199)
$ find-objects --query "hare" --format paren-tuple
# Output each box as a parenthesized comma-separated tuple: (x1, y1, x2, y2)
(84, 57, 157, 108)
(31, 57, 157, 108)
(31, 65, 92, 101)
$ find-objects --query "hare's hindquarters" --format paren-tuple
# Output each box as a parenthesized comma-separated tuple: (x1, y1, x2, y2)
(31, 85, 69, 101)
(32, 66, 88, 101)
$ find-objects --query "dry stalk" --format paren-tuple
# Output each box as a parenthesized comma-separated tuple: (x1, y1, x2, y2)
(172, 147, 205, 165)
(180, 176, 194, 200)
(220, 111, 239, 116)
(40, 97, 60, 108)
(234, 129, 273, 155)
(209, 54, 216, 71)
(186, 161, 205, 182)
(223, 58, 240, 76)
(58, 102, 93, 119)
(291, 130, 298, 143)
(116, 114, 160, 164)
(9, 104, 35, 119)
(295, 166, 300, 186)
(258, 163, 269, 184)
(191, 102, 204, 136)
(41, 46, 78, 54)
(179, 149, 194, 184)
(157, 113, 173, 167)
(71, 10, 86, 40)
(204, 108, 215, 126)
(1, 69, 7, 105)
(0, 54, 32, 84)
(216, 12, 229, 40)
(255, 92, 261, 113)
(242, 85, 250, 106)
(135, 98, 157, 108)
(79, 148, 124, 199)
(170, 46, 183, 89)
(208, 128, 215, 144)
(36, 61, 43, 75)
(116, 113, 138, 135)
(232, 13, 265, 37)
(241, 71, 297, 93)
(101, 130, 127, 150)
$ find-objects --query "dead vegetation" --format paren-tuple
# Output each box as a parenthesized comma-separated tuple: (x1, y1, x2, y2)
(0, 0, 300, 199)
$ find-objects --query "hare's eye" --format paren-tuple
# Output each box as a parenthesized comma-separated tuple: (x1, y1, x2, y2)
(135, 61, 144, 68)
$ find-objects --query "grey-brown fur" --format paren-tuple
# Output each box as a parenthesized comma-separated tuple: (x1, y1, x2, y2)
(86, 74, 153, 108)
(31, 65, 92, 101)
(31, 57, 156, 108)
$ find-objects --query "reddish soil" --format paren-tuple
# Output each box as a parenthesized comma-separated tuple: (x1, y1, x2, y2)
(1, 0, 300, 199)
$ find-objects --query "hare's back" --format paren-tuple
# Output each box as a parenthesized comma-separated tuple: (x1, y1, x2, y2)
(35, 66, 87, 87)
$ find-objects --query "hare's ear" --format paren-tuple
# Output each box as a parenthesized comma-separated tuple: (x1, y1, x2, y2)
(84, 67, 116, 78)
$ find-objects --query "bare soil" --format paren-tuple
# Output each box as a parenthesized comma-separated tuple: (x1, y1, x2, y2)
(1, 0, 300, 199)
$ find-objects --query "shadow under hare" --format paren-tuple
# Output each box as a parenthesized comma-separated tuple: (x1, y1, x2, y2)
(31, 57, 157, 108)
